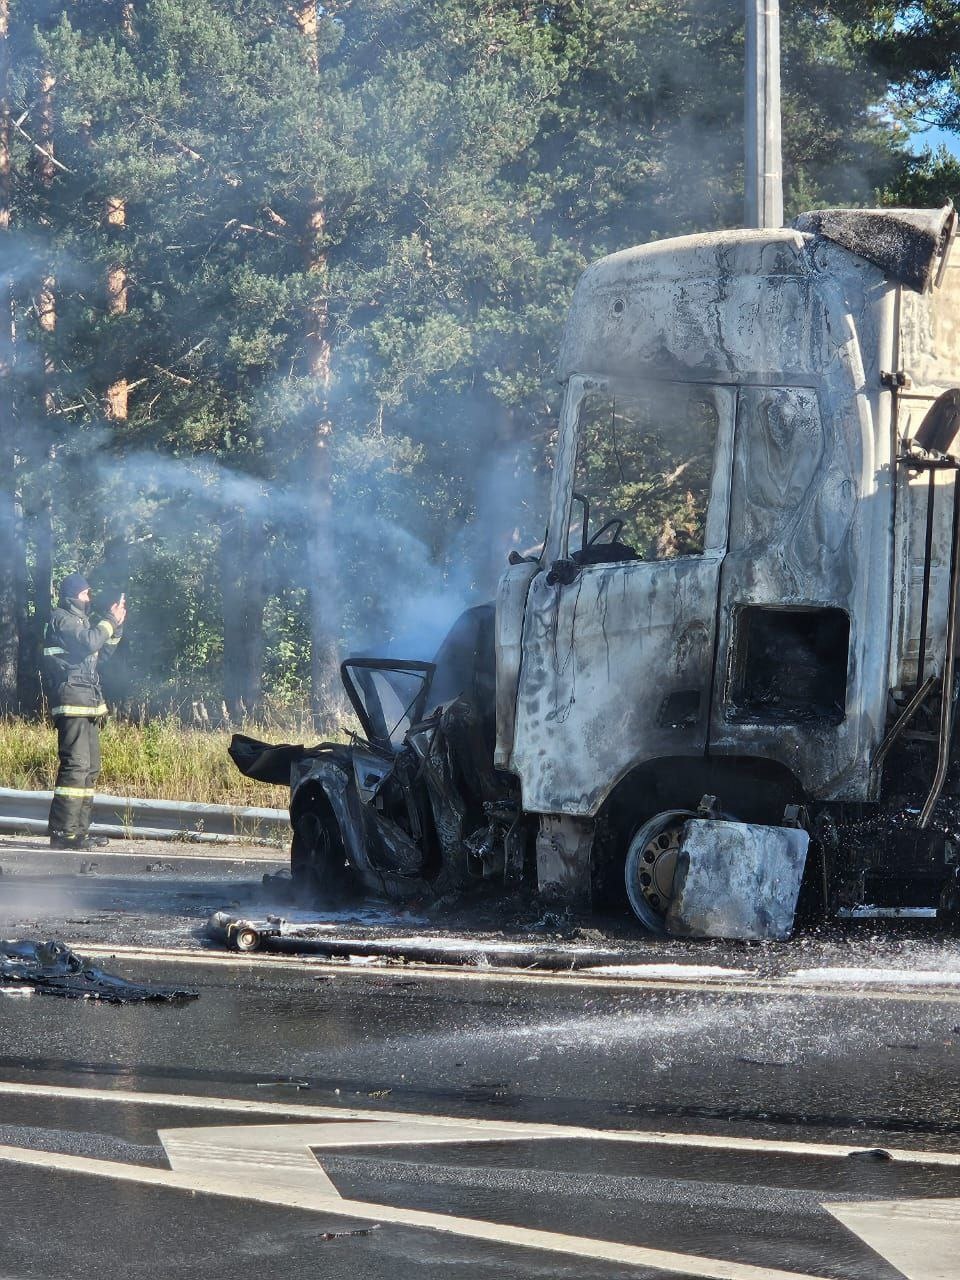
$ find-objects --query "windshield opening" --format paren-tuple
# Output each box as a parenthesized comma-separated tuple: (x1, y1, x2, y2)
(570, 382, 719, 561)
(342, 662, 433, 751)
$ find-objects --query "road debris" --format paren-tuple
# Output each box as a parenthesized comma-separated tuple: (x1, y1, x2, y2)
(205, 909, 624, 968)
(0, 939, 198, 1003)
(319, 1227, 381, 1242)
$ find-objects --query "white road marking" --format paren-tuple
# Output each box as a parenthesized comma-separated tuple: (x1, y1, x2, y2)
(794, 967, 960, 987)
(0, 1122, 835, 1280)
(60, 941, 960, 1001)
(1, 1078, 959, 1167)
(588, 963, 753, 978)
(3, 1080, 957, 1276)
(826, 1199, 960, 1280)
(3, 844, 284, 863)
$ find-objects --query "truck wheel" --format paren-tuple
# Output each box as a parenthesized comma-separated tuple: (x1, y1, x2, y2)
(624, 810, 695, 934)
(291, 802, 354, 903)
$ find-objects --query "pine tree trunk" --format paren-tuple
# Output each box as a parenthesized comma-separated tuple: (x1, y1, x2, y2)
(104, 4, 132, 422)
(0, 0, 17, 712)
(29, 268, 55, 701)
(303, 201, 340, 731)
(297, 1, 343, 732)
(97, 3, 132, 619)
(20, 66, 57, 712)
(103, 195, 128, 420)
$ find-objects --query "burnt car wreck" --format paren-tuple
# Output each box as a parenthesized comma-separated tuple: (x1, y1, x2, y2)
(233, 204, 960, 942)
(231, 604, 525, 906)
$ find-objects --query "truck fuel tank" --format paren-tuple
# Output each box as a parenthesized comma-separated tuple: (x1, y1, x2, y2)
(664, 818, 809, 941)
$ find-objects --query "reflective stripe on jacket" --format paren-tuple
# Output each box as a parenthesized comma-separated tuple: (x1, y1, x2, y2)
(43, 599, 122, 718)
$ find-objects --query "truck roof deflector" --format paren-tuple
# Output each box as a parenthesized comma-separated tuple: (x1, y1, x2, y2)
(794, 204, 956, 292)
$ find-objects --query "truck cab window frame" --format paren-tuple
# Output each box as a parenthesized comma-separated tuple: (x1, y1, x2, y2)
(558, 376, 734, 567)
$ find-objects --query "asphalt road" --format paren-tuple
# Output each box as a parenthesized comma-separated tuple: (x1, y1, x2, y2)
(1, 833, 959, 1279)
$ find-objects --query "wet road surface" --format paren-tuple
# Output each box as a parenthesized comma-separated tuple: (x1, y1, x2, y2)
(1, 834, 959, 1277)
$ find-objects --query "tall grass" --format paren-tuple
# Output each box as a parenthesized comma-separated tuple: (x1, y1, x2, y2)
(0, 715, 324, 806)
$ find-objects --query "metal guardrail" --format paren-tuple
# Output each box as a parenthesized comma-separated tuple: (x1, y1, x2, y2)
(0, 787, 289, 846)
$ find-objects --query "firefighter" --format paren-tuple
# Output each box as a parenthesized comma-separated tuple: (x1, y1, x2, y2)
(43, 573, 127, 850)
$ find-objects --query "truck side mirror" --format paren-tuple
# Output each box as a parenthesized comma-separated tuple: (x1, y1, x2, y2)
(914, 388, 960, 456)
(546, 558, 580, 587)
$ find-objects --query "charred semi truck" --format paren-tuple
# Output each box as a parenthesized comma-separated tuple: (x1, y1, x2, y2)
(233, 205, 960, 939)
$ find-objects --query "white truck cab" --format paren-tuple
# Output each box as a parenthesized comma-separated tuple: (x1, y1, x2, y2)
(496, 207, 960, 934)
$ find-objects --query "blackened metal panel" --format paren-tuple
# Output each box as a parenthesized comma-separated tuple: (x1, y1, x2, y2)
(709, 383, 875, 796)
(665, 819, 808, 940)
(513, 555, 723, 815)
(520, 229, 897, 816)
(494, 560, 539, 768)
(892, 261, 960, 691)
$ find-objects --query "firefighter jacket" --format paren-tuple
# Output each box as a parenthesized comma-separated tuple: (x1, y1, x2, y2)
(42, 600, 122, 719)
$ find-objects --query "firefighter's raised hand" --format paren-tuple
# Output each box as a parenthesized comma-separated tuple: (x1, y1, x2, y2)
(108, 597, 127, 627)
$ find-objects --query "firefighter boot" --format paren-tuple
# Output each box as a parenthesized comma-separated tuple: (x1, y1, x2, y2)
(77, 793, 109, 849)
(49, 831, 84, 851)
(48, 788, 86, 848)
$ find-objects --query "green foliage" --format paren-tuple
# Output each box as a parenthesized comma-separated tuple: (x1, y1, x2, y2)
(0, 713, 302, 805)
(882, 146, 960, 208)
(4, 0, 959, 717)
(575, 385, 719, 559)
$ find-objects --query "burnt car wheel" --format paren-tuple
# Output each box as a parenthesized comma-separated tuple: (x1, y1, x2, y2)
(624, 810, 696, 935)
(290, 801, 354, 903)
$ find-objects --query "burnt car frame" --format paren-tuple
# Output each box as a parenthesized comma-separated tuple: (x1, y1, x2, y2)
(230, 605, 526, 904)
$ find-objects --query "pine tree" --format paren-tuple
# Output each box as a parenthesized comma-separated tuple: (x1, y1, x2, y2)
(0, 0, 16, 711)
(5, 0, 957, 718)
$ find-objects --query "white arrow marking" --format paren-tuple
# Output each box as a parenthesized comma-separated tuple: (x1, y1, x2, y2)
(158, 1119, 540, 1198)
(2, 1079, 958, 1280)
(3, 1078, 960, 1168)
(0, 1118, 832, 1280)
(825, 1199, 960, 1280)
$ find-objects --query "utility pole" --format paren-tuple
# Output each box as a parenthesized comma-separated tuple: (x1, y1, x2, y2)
(744, 0, 783, 228)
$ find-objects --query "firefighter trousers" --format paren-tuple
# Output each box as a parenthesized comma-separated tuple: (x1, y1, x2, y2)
(48, 715, 101, 839)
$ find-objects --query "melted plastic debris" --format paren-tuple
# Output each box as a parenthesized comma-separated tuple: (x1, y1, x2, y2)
(0, 939, 199, 1003)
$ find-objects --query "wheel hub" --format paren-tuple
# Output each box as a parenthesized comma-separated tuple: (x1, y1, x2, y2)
(625, 808, 696, 933)
(636, 823, 682, 914)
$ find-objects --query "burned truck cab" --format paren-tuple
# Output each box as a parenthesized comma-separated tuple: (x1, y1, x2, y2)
(496, 207, 960, 934)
